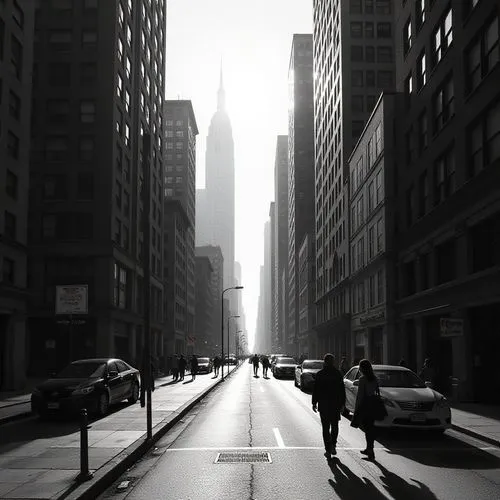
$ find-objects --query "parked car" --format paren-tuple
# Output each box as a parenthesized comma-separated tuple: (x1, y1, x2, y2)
(294, 359, 324, 391)
(31, 358, 141, 418)
(197, 357, 213, 374)
(224, 356, 237, 365)
(273, 356, 297, 379)
(270, 354, 286, 373)
(343, 364, 451, 431)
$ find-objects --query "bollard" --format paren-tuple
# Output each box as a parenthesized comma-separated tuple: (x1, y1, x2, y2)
(76, 408, 93, 482)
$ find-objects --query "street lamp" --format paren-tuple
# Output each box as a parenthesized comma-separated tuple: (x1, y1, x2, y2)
(227, 315, 240, 376)
(221, 286, 243, 381)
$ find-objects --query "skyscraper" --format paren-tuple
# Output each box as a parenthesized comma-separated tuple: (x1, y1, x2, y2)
(27, 0, 166, 374)
(0, 0, 35, 390)
(198, 67, 236, 291)
(312, 0, 395, 356)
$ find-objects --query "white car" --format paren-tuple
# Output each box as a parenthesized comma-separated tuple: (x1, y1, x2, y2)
(294, 359, 323, 391)
(343, 365, 451, 431)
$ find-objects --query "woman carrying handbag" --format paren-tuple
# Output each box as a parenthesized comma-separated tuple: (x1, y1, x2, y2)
(350, 359, 388, 460)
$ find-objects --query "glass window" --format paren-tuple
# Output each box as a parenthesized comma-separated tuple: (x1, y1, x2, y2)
(433, 7, 453, 66)
(80, 101, 96, 123)
(6, 170, 18, 199)
(377, 22, 391, 38)
(350, 22, 363, 38)
(403, 17, 412, 54)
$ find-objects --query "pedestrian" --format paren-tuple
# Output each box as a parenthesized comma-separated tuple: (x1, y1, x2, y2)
(261, 355, 270, 378)
(190, 355, 198, 381)
(178, 354, 187, 381)
(171, 354, 179, 381)
(312, 353, 346, 460)
(419, 358, 435, 387)
(352, 358, 385, 460)
(251, 353, 260, 377)
(339, 356, 349, 376)
(213, 355, 221, 377)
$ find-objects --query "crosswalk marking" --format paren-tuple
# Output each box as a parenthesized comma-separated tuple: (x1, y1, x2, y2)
(273, 427, 285, 448)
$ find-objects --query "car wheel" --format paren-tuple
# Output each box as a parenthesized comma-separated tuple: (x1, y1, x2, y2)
(128, 382, 139, 404)
(96, 392, 109, 417)
(300, 376, 305, 391)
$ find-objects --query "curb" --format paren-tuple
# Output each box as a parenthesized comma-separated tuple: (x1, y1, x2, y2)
(0, 410, 33, 426)
(451, 424, 500, 448)
(62, 364, 241, 500)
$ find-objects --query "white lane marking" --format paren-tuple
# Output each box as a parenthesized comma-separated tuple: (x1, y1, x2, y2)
(259, 386, 264, 392)
(273, 428, 285, 448)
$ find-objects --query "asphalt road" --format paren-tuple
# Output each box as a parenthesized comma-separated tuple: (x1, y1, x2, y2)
(99, 364, 500, 500)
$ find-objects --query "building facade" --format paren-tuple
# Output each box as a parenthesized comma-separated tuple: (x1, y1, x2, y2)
(312, 0, 395, 357)
(393, 0, 500, 402)
(298, 234, 316, 357)
(348, 93, 400, 365)
(287, 34, 315, 357)
(273, 135, 289, 353)
(163, 100, 198, 358)
(194, 254, 213, 355)
(0, 0, 35, 390)
(27, 0, 166, 375)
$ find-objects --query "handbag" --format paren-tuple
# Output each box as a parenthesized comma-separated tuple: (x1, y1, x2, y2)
(363, 385, 388, 421)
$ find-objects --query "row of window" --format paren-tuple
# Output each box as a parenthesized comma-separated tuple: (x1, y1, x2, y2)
(351, 268, 386, 315)
(349, 0, 392, 15)
(351, 69, 393, 88)
(350, 21, 392, 39)
(351, 217, 385, 274)
(351, 45, 393, 63)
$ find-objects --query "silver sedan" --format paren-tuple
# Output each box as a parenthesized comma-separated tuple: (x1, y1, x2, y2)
(294, 359, 323, 391)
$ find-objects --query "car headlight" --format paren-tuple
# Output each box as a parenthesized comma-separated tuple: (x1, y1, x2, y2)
(436, 396, 449, 408)
(72, 386, 95, 396)
(381, 397, 396, 408)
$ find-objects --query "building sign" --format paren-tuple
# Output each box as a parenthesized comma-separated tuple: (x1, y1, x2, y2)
(56, 285, 88, 315)
(440, 318, 464, 337)
(359, 310, 385, 325)
(186, 335, 196, 346)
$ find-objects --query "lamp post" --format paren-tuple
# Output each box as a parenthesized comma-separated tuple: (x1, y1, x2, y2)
(227, 315, 240, 376)
(221, 286, 243, 381)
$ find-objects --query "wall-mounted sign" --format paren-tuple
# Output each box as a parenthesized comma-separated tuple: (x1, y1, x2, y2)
(440, 318, 464, 337)
(56, 285, 88, 315)
(359, 310, 385, 325)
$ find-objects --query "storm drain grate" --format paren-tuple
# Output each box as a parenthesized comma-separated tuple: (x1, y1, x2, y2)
(215, 451, 272, 464)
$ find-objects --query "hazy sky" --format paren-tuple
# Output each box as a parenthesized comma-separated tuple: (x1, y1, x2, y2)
(166, 0, 313, 350)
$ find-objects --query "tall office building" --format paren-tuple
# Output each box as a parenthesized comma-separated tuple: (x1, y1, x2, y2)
(312, 0, 395, 356)
(393, 1, 500, 402)
(0, 0, 35, 390)
(198, 68, 236, 292)
(273, 135, 288, 353)
(287, 34, 315, 357)
(269, 203, 276, 350)
(163, 100, 198, 356)
(194, 254, 213, 355)
(27, 0, 166, 374)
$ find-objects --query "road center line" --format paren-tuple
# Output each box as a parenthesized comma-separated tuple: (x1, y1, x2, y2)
(273, 427, 285, 448)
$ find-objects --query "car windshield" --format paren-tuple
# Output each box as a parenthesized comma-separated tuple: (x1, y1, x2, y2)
(57, 362, 106, 379)
(303, 361, 323, 369)
(374, 369, 426, 388)
(277, 357, 295, 364)
(198, 358, 209, 363)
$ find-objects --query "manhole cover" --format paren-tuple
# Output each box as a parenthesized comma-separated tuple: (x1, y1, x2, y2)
(215, 452, 272, 464)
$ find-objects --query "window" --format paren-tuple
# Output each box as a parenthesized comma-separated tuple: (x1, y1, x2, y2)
(377, 71, 393, 88)
(403, 17, 412, 54)
(7, 131, 20, 159)
(375, 124, 382, 157)
(83, 0, 98, 9)
(45, 136, 68, 161)
(376, 218, 384, 252)
(369, 275, 376, 306)
(433, 7, 453, 66)
(377, 46, 392, 62)
(366, 70, 375, 87)
(6, 170, 18, 199)
(351, 45, 363, 62)
(467, 101, 500, 177)
(418, 170, 429, 217)
(434, 147, 455, 205)
(43, 175, 66, 200)
(80, 101, 96, 123)
(10, 35, 23, 79)
(49, 63, 71, 85)
(433, 75, 454, 133)
(47, 99, 69, 123)
(114, 217, 121, 244)
(351, 22, 363, 38)
(352, 95, 364, 112)
(350, 0, 362, 14)
(436, 239, 456, 284)
(365, 22, 374, 38)
(115, 181, 122, 208)
(416, 0, 426, 30)
(79, 137, 94, 161)
(377, 269, 385, 304)
(417, 51, 427, 89)
(405, 73, 413, 103)
(365, 46, 375, 62)
(77, 173, 94, 199)
(418, 111, 428, 152)
(368, 226, 375, 259)
(377, 23, 391, 38)
(8, 90, 21, 119)
(465, 17, 499, 94)
(125, 123, 130, 146)
(368, 181, 375, 211)
(3, 211, 16, 239)
(12, 1, 24, 28)
(124, 192, 130, 217)
(42, 214, 56, 238)
(49, 31, 72, 52)
(367, 136, 375, 166)
(365, 0, 374, 14)
(352, 121, 364, 140)
(2, 258, 15, 285)
(81, 31, 97, 49)
(375, 171, 383, 204)
(404, 261, 416, 296)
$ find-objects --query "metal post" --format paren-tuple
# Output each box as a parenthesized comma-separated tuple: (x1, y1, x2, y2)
(77, 409, 92, 482)
(143, 133, 153, 441)
(221, 292, 225, 382)
(226, 316, 230, 377)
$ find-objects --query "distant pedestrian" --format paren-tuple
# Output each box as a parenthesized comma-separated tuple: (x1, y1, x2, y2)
(213, 355, 221, 377)
(261, 355, 270, 378)
(178, 355, 187, 381)
(339, 356, 349, 376)
(419, 358, 435, 387)
(190, 355, 198, 381)
(171, 355, 179, 381)
(312, 353, 346, 460)
(251, 354, 260, 377)
(398, 358, 407, 368)
(352, 359, 385, 460)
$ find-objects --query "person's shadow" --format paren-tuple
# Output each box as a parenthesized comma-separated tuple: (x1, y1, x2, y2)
(182, 379, 194, 384)
(160, 379, 179, 386)
(253, 375, 260, 378)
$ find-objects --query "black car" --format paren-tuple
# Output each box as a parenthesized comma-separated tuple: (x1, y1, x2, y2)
(31, 358, 141, 418)
(197, 357, 213, 374)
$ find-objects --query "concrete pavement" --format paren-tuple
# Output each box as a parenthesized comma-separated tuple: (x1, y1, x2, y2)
(0, 365, 238, 499)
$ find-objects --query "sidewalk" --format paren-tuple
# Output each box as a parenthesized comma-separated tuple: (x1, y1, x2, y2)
(0, 365, 238, 500)
(451, 404, 500, 447)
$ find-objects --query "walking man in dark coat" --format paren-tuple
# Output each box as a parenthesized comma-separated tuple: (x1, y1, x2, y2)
(178, 355, 187, 381)
(312, 353, 346, 460)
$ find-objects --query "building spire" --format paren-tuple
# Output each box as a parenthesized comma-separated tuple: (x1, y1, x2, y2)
(217, 57, 225, 111)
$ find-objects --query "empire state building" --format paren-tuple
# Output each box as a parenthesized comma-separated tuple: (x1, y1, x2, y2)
(196, 68, 235, 290)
